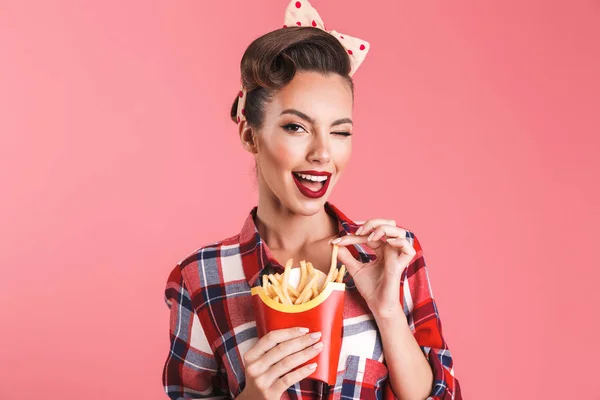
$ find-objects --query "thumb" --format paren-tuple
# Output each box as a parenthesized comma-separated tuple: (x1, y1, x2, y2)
(335, 245, 364, 278)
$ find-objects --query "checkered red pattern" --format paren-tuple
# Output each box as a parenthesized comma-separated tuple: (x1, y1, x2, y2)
(162, 202, 461, 399)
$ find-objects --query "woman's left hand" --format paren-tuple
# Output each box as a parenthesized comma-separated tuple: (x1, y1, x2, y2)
(330, 218, 417, 320)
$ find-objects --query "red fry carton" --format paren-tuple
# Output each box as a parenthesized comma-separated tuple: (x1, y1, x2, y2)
(250, 275, 345, 385)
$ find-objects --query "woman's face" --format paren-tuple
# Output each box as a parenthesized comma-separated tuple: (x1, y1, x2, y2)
(251, 71, 353, 215)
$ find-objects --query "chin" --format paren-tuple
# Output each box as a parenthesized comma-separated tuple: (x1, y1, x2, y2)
(291, 193, 330, 215)
(293, 203, 324, 217)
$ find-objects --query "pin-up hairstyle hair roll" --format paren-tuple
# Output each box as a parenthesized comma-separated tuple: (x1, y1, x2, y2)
(230, 27, 354, 129)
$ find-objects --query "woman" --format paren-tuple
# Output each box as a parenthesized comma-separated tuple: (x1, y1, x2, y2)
(163, 1, 461, 399)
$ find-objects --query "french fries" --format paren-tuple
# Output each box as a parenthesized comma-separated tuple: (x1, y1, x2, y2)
(322, 244, 339, 290)
(335, 265, 346, 283)
(307, 262, 319, 298)
(259, 244, 346, 306)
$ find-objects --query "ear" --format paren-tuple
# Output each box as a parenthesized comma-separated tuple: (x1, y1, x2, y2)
(238, 120, 258, 154)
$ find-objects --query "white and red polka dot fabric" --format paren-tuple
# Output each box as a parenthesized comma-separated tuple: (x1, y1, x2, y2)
(236, 0, 370, 125)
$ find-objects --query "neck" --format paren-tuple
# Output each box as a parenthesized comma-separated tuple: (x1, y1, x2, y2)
(255, 191, 339, 253)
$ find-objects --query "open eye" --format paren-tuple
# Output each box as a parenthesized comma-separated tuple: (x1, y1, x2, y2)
(282, 123, 307, 133)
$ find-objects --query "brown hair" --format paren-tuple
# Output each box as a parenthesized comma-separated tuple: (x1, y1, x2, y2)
(229, 27, 354, 129)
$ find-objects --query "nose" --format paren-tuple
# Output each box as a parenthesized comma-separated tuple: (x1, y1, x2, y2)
(307, 132, 331, 164)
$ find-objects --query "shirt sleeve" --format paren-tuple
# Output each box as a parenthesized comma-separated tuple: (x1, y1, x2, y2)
(162, 265, 231, 399)
(402, 231, 463, 400)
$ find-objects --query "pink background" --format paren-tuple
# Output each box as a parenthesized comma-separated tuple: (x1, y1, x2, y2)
(1, 1, 598, 399)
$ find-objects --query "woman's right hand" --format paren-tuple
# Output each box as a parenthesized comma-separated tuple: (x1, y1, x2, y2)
(238, 327, 324, 400)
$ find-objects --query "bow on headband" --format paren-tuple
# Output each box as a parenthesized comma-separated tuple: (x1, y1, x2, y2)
(236, 0, 370, 124)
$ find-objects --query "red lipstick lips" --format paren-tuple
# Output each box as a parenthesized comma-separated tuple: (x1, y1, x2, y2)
(292, 170, 332, 199)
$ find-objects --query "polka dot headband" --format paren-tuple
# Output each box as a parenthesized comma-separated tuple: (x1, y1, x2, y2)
(236, 0, 370, 125)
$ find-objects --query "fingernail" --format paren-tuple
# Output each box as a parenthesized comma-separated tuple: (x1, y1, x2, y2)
(310, 332, 322, 339)
(298, 327, 309, 333)
(386, 238, 397, 242)
(367, 232, 374, 242)
(308, 363, 318, 370)
(356, 226, 363, 235)
(313, 342, 324, 350)
(332, 238, 342, 244)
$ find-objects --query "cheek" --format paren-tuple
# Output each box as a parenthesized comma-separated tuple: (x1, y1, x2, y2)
(271, 142, 301, 167)
(335, 143, 352, 167)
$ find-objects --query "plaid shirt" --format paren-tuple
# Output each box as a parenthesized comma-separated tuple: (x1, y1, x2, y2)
(162, 202, 461, 399)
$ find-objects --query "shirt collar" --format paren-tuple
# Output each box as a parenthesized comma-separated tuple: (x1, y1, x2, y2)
(239, 201, 377, 287)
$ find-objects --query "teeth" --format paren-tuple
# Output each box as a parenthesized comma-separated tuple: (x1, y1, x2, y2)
(294, 173, 328, 182)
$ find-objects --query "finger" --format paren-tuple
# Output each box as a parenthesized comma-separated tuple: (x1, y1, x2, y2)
(330, 234, 372, 247)
(244, 327, 310, 364)
(367, 225, 407, 243)
(335, 244, 366, 278)
(332, 225, 406, 247)
(264, 340, 324, 387)
(271, 362, 318, 395)
(384, 237, 418, 267)
(255, 332, 322, 377)
(355, 218, 397, 235)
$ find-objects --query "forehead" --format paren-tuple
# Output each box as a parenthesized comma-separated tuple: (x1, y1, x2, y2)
(268, 72, 353, 119)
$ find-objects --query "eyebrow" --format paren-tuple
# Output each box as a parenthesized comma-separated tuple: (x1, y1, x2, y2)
(280, 109, 353, 127)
